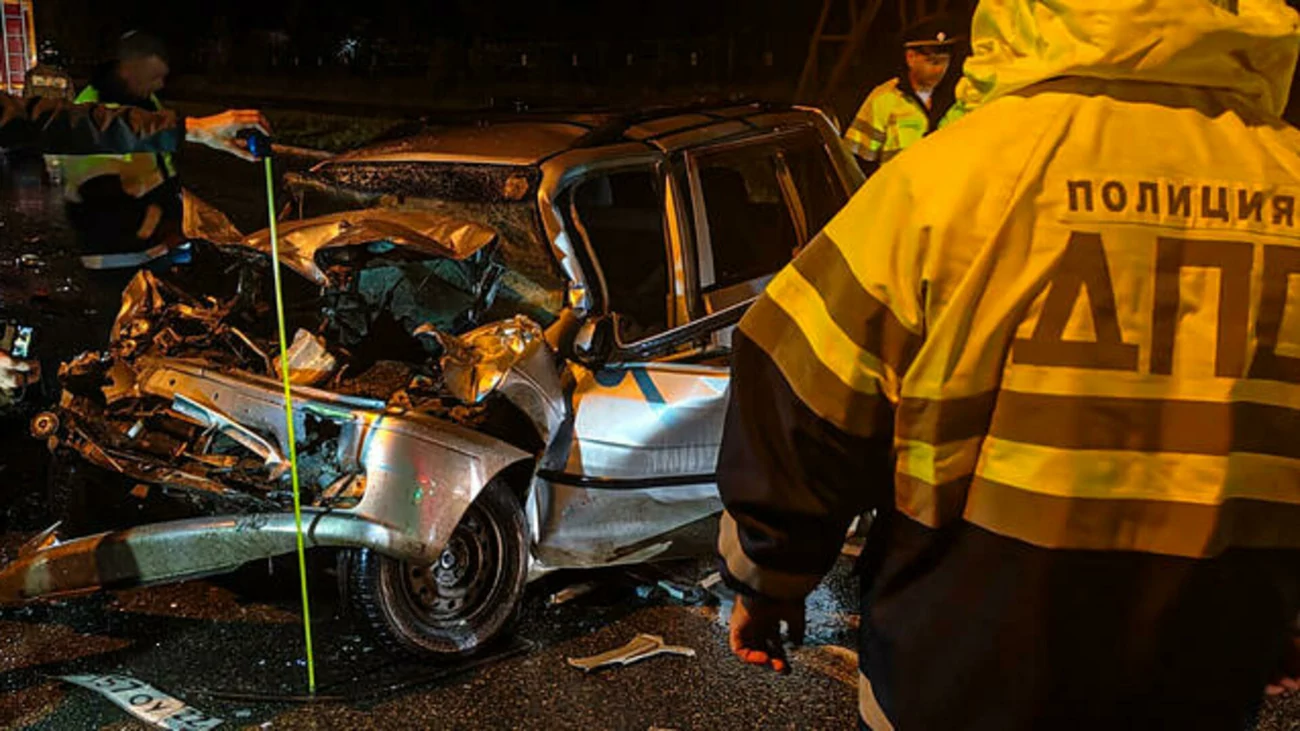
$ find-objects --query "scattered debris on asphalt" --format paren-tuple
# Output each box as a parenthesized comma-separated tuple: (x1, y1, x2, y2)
(566, 633, 696, 673)
(548, 581, 598, 606)
(631, 576, 715, 606)
(659, 579, 712, 605)
(60, 673, 223, 730)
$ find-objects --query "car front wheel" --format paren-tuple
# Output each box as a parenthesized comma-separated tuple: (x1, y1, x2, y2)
(342, 479, 528, 657)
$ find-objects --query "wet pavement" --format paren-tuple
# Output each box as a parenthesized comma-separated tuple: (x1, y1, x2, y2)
(0, 147, 1296, 730)
(0, 529, 862, 730)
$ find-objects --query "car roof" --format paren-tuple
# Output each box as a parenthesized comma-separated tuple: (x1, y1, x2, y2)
(330, 122, 593, 166)
(330, 102, 818, 167)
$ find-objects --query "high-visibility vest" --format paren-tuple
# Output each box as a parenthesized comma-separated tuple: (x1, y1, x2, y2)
(57, 85, 176, 202)
(844, 78, 964, 164)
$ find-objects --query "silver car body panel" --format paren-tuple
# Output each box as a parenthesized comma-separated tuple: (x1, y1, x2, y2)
(561, 362, 728, 480)
(127, 358, 530, 562)
(527, 361, 728, 572)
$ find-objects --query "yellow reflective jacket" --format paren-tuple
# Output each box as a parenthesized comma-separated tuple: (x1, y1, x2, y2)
(57, 85, 176, 202)
(843, 77, 965, 163)
(719, 1, 1300, 727)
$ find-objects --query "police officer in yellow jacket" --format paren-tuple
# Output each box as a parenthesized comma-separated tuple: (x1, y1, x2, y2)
(58, 31, 179, 277)
(843, 16, 964, 174)
(720, 0, 1300, 727)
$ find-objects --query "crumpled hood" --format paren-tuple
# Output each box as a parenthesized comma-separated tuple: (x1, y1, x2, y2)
(960, 0, 1300, 115)
(181, 191, 498, 286)
(241, 208, 498, 285)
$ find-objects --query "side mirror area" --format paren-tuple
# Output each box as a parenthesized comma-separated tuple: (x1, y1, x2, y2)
(570, 315, 616, 369)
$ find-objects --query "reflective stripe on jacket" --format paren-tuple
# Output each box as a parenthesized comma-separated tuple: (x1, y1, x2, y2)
(843, 78, 963, 163)
(58, 85, 176, 202)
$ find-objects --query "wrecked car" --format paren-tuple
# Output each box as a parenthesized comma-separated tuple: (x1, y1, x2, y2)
(3, 104, 862, 656)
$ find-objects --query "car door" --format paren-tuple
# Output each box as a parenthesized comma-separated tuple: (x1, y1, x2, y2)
(531, 161, 733, 570)
(530, 131, 850, 571)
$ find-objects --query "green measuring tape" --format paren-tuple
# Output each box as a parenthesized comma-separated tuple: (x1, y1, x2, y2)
(262, 153, 317, 694)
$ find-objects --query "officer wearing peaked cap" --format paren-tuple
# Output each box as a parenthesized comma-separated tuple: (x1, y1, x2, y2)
(844, 15, 966, 175)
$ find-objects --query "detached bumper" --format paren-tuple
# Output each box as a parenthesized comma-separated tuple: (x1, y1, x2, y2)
(0, 510, 425, 604)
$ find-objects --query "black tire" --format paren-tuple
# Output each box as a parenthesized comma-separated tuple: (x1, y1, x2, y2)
(343, 480, 528, 657)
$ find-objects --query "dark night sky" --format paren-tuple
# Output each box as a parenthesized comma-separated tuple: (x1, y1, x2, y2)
(31, 0, 934, 120)
(38, 0, 814, 59)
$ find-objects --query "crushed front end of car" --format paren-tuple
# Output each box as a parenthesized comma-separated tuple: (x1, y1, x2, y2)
(0, 193, 565, 654)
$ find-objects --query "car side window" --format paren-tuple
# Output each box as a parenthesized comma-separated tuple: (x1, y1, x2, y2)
(570, 169, 670, 343)
(695, 148, 799, 293)
(781, 136, 849, 239)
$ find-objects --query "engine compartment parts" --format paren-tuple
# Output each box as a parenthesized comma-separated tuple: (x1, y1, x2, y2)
(273, 328, 338, 386)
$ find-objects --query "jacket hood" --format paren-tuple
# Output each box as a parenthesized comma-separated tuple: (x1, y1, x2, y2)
(960, 0, 1300, 115)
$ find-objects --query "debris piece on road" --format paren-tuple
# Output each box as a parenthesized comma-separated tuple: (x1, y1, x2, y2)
(60, 673, 223, 730)
(624, 566, 719, 605)
(566, 633, 696, 673)
(631, 576, 714, 606)
(548, 581, 598, 606)
(656, 579, 711, 605)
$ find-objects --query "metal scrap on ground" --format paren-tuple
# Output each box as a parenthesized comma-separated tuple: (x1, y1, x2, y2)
(547, 580, 598, 606)
(566, 633, 696, 673)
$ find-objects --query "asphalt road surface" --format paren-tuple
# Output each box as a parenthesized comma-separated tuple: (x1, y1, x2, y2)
(0, 147, 1296, 730)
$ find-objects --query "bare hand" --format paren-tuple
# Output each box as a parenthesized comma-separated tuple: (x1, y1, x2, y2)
(728, 594, 805, 674)
(1266, 636, 1300, 696)
(0, 352, 39, 392)
(185, 110, 271, 162)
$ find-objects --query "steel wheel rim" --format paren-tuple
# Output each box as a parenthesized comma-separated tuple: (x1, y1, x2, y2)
(398, 503, 502, 625)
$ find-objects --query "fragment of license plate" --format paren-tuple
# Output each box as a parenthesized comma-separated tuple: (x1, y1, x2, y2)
(60, 674, 222, 730)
